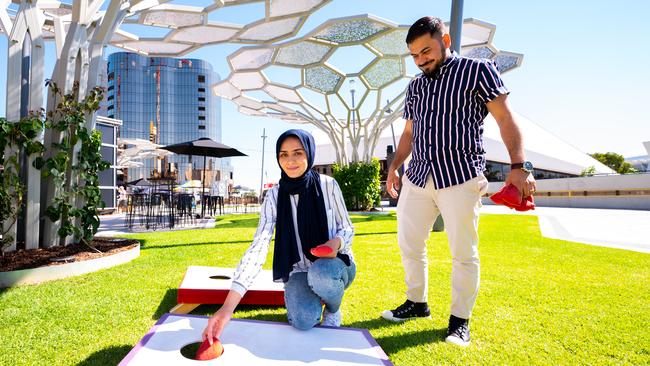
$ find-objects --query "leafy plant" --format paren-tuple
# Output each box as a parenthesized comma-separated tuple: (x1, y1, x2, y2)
(0, 114, 45, 252)
(580, 165, 596, 177)
(589, 152, 637, 174)
(34, 80, 108, 249)
(332, 159, 381, 210)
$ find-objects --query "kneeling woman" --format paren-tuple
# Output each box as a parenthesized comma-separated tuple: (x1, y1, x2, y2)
(203, 129, 355, 341)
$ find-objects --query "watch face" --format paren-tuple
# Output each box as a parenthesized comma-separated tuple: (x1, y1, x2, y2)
(523, 161, 534, 171)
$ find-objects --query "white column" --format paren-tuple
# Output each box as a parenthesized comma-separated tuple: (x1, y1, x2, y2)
(4, 0, 45, 251)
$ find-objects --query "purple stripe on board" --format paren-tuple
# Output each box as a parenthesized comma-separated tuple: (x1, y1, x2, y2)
(118, 313, 171, 366)
(360, 328, 393, 366)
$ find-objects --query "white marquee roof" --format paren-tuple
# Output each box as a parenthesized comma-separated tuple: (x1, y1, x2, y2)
(313, 112, 615, 176)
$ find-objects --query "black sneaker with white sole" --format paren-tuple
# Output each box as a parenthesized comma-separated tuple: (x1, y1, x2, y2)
(381, 299, 431, 322)
(445, 315, 470, 346)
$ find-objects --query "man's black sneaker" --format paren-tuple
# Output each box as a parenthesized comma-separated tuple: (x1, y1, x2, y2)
(381, 300, 431, 322)
(445, 315, 470, 346)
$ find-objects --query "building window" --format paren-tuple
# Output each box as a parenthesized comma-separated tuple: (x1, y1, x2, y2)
(108, 72, 114, 81)
(198, 87, 205, 93)
(198, 97, 205, 102)
(108, 85, 114, 91)
(107, 105, 114, 110)
(198, 125, 206, 130)
(198, 75, 205, 83)
(108, 115, 114, 119)
(198, 116, 205, 121)
(198, 106, 205, 111)
(107, 95, 114, 101)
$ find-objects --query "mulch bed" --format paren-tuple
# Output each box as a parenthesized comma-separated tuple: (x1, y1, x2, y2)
(1, 237, 140, 272)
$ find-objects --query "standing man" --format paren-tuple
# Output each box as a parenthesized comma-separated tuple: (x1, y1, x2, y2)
(381, 16, 536, 347)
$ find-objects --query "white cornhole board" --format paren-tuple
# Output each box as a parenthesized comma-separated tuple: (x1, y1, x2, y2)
(119, 313, 392, 365)
(175, 266, 285, 313)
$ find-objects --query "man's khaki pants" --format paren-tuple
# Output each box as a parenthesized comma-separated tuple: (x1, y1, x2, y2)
(396, 174, 488, 319)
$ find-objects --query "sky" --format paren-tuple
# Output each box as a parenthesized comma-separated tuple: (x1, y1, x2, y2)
(1, 0, 649, 190)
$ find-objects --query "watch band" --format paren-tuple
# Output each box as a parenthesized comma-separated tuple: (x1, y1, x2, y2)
(511, 161, 533, 172)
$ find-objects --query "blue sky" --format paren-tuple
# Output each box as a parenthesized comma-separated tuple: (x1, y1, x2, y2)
(1, 0, 648, 189)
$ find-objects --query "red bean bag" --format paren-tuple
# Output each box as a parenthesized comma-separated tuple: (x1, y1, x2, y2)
(310, 245, 334, 257)
(490, 184, 535, 211)
(195, 338, 224, 360)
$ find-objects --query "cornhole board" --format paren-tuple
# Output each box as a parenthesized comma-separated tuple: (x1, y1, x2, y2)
(171, 266, 285, 314)
(119, 313, 392, 365)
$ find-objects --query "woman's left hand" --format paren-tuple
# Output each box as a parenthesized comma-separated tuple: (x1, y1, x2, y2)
(312, 237, 341, 258)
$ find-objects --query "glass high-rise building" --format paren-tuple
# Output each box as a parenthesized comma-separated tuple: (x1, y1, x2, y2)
(105, 52, 231, 183)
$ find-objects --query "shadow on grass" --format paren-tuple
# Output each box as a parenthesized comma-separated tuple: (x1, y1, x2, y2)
(345, 318, 405, 331)
(211, 213, 396, 228)
(234, 308, 286, 323)
(139, 239, 252, 250)
(355, 231, 397, 237)
(138, 233, 392, 250)
(76, 344, 133, 366)
(186, 304, 286, 323)
(350, 214, 396, 224)
(153, 289, 179, 320)
(214, 217, 260, 229)
(375, 327, 449, 354)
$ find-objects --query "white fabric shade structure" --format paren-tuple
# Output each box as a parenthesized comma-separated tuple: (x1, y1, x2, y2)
(0, 0, 512, 251)
(313, 113, 614, 176)
(117, 138, 172, 169)
(1, 0, 332, 56)
(212, 14, 523, 165)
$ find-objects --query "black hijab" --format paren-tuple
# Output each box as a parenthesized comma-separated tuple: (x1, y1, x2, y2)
(272, 129, 329, 282)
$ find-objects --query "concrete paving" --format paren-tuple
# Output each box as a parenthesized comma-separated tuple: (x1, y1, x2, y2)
(96, 213, 215, 237)
(480, 205, 650, 254)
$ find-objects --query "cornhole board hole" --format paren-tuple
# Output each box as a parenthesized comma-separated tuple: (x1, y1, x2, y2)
(119, 313, 393, 365)
(171, 266, 285, 314)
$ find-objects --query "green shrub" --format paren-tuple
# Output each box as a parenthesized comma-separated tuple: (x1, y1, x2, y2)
(332, 159, 381, 210)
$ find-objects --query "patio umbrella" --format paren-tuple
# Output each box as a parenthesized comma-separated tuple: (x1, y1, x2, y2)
(162, 137, 247, 217)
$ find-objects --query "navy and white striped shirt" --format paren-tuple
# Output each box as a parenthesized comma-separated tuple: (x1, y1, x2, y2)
(403, 52, 509, 189)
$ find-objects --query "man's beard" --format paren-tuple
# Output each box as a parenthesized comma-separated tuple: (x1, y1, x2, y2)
(421, 60, 442, 78)
(420, 42, 447, 77)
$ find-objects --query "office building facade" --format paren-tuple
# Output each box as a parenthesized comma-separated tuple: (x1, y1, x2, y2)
(104, 52, 231, 183)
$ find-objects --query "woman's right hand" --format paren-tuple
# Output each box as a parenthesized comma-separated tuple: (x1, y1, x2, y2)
(202, 308, 233, 344)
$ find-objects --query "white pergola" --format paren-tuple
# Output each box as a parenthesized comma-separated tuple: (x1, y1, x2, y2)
(212, 14, 523, 165)
(1, 0, 520, 251)
(0, 0, 329, 250)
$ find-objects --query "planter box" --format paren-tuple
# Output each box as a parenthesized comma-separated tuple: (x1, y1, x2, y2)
(0, 244, 140, 287)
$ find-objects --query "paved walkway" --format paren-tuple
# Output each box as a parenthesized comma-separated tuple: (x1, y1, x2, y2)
(480, 205, 650, 253)
(96, 213, 215, 237)
(96, 206, 650, 254)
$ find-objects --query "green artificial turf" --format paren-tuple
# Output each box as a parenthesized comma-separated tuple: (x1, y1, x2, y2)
(1, 213, 648, 365)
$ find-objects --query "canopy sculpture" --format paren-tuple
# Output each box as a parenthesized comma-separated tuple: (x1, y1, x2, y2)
(110, 0, 333, 56)
(0, 0, 329, 250)
(213, 14, 523, 165)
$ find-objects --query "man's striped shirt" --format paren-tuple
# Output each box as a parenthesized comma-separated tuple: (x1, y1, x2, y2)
(403, 52, 509, 189)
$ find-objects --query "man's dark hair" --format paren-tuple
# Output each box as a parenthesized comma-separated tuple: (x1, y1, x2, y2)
(406, 16, 446, 44)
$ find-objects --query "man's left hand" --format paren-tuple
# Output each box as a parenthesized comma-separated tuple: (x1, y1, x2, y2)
(505, 169, 536, 197)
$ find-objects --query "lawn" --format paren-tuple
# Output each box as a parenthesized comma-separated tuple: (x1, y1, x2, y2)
(1, 213, 648, 365)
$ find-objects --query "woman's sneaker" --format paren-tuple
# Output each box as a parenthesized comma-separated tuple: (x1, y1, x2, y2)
(445, 315, 470, 347)
(381, 300, 431, 322)
(321, 309, 342, 327)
